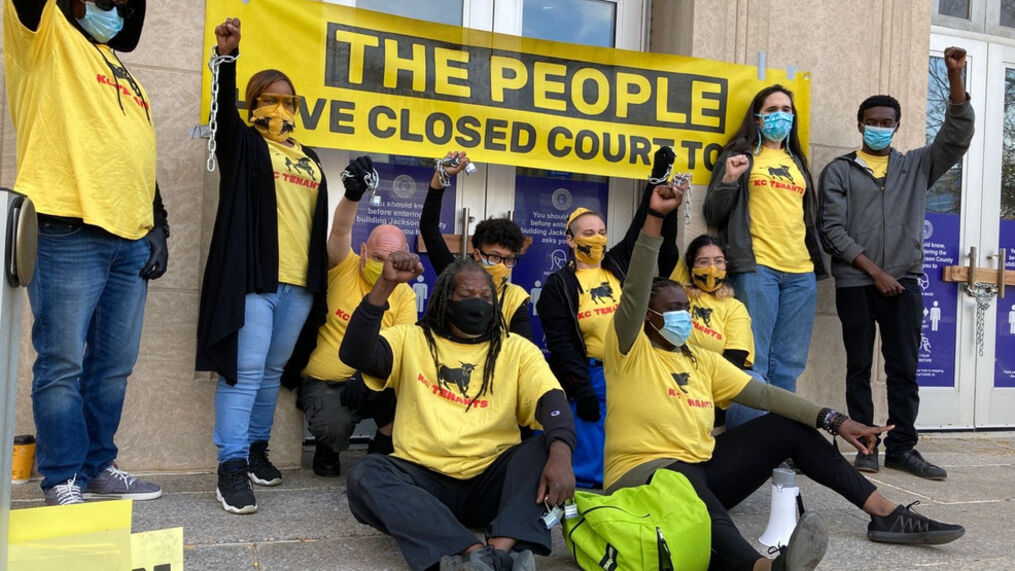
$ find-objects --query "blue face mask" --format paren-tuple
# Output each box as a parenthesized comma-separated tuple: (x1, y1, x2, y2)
(77, 2, 124, 44)
(863, 126, 895, 151)
(756, 111, 794, 144)
(648, 308, 693, 348)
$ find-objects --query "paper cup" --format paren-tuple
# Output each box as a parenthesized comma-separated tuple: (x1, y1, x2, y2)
(12, 434, 36, 484)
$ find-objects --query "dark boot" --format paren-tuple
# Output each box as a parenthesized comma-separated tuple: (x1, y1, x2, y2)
(312, 443, 341, 477)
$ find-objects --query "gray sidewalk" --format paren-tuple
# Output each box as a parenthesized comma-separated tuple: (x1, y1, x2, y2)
(10, 431, 1015, 570)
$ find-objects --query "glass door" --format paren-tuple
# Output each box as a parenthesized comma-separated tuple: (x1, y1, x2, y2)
(920, 34, 1014, 428)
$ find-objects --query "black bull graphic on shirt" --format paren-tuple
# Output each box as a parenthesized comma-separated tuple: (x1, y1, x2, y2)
(438, 362, 477, 398)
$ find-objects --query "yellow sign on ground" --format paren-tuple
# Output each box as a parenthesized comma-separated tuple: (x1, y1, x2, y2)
(7, 501, 183, 571)
(202, 0, 809, 180)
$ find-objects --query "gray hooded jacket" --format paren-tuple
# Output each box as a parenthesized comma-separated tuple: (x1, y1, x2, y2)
(818, 99, 974, 288)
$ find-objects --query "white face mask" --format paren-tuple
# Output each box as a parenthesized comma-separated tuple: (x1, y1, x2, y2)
(77, 2, 125, 44)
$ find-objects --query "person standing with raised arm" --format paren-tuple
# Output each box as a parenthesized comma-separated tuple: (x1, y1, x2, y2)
(819, 47, 974, 480)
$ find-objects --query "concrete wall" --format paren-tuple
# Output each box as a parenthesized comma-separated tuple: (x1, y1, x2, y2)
(2, 0, 933, 473)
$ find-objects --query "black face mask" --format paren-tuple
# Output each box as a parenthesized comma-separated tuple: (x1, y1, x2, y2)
(448, 298, 494, 336)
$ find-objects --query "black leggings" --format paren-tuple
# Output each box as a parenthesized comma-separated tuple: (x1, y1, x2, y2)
(658, 415, 877, 571)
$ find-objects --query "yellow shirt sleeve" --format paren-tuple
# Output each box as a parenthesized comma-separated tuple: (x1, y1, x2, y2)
(365, 324, 415, 391)
(513, 338, 564, 428)
(705, 350, 753, 409)
(722, 298, 755, 367)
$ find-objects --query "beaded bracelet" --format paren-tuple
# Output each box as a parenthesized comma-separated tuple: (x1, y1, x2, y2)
(817, 407, 847, 436)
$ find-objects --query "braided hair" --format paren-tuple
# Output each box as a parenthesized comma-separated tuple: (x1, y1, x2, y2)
(649, 277, 697, 364)
(418, 258, 508, 411)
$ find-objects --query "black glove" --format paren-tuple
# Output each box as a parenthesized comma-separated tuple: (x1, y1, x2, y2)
(650, 146, 676, 181)
(340, 374, 371, 411)
(573, 387, 601, 422)
(140, 226, 169, 280)
(342, 155, 374, 201)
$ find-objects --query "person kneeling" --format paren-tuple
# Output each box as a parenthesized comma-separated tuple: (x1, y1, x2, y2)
(340, 253, 576, 571)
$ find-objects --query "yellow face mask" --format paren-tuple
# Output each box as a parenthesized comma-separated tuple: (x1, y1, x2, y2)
(573, 234, 607, 265)
(251, 103, 295, 143)
(361, 258, 383, 287)
(691, 265, 727, 293)
(481, 261, 511, 290)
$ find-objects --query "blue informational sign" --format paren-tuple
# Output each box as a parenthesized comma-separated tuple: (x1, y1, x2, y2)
(995, 219, 1015, 388)
(349, 162, 456, 319)
(919, 213, 960, 388)
(512, 175, 610, 352)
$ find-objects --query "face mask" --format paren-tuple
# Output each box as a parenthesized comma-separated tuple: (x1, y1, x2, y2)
(251, 103, 296, 143)
(573, 234, 607, 265)
(77, 1, 124, 44)
(863, 125, 894, 151)
(449, 298, 495, 336)
(480, 259, 511, 289)
(648, 308, 692, 348)
(361, 258, 383, 287)
(691, 265, 727, 293)
(756, 111, 794, 144)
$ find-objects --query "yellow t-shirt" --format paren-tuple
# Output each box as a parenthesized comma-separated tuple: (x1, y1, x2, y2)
(602, 324, 751, 490)
(3, 0, 156, 239)
(856, 150, 889, 179)
(302, 251, 417, 381)
(747, 147, 812, 273)
(499, 282, 530, 327)
(686, 292, 755, 367)
(268, 140, 321, 286)
(365, 326, 562, 479)
(575, 268, 622, 360)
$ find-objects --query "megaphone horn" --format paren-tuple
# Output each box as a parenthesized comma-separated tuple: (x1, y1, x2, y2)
(759, 467, 803, 548)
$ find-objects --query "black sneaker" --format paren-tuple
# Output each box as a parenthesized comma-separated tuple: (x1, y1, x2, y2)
(367, 431, 394, 455)
(217, 458, 257, 514)
(884, 449, 947, 480)
(868, 501, 965, 545)
(854, 450, 879, 473)
(247, 441, 282, 486)
(312, 443, 341, 477)
(770, 512, 827, 571)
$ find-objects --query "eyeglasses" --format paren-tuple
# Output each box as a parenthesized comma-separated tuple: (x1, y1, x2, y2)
(92, 0, 134, 20)
(648, 304, 690, 315)
(693, 257, 726, 267)
(477, 248, 520, 268)
(257, 93, 302, 112)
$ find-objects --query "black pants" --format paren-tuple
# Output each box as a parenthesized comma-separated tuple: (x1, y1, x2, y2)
(835, 278, 922, 456)
(299, 375, 396, 453)
(347, 434, 551, 571)
(660, 415, 877, 571)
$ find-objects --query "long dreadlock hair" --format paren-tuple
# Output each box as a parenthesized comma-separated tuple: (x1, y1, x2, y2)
(418, 258, 508, 411)
(650, 277, 697, 365)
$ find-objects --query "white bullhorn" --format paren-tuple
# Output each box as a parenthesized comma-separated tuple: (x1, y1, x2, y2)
(759, 467, 801, 548)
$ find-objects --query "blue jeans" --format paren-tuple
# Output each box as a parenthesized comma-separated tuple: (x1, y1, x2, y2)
(732, 266, 817, 393)
(724, 369, 769, 429)
(213, 284, 313, 463)
(28, 221, 150, 491)
(570, 360, 605, 488)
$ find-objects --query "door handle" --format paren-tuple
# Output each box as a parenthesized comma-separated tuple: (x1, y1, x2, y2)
(988, 248, 1007, 299)
(967, 246, 977, 289)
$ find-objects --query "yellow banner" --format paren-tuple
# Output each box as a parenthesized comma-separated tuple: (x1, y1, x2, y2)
(201, 0, 810, 180)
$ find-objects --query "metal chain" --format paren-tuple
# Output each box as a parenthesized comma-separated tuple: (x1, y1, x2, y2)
(963, 283, 998, 357)
(207, 47, 238, 173)
(673, 172, 693, 225)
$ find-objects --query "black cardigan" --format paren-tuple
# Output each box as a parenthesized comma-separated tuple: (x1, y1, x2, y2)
(535, 183, 679, 400)
(196, 51, 329, 384)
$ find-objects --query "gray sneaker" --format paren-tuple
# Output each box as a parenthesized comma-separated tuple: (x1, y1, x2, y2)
(82, 465, 162, 500)
(44, 476, 84, 506)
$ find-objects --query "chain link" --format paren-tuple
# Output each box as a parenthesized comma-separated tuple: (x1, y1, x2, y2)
(963, 282, 998, 357)
(207, 47, 238, 173)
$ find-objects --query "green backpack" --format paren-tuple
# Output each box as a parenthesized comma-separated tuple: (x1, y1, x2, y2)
(562, 470, 711, 571)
